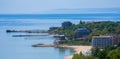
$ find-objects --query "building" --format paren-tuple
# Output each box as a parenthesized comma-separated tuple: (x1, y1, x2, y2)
(53, 35, 66, 44)
(92, 36, 113, 48)
(111, 35, 120, 45)
(62, 21, 72, 28)
(53, 35, 65, 40)
(92, 35, 120, 48)
(75, 28, 90, 40)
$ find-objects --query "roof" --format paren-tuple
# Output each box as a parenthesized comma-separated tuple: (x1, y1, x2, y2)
(93, 36, 113, 39)
(76, 28, 88, 31)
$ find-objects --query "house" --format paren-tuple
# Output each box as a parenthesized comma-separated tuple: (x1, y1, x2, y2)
(62, 21, 72, 28)
(75, 28, 90, 40)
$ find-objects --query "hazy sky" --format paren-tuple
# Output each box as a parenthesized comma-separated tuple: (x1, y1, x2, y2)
(0, 0, 120, 14)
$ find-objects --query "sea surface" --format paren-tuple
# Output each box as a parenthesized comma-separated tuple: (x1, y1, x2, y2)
(0, 14, 120, 59)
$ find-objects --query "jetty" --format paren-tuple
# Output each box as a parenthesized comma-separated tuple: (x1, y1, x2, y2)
(32, 44, 55, 47)
(6, 30, 48, 33)
(32, 44, 72, 48)
(12, 34, 49, 37)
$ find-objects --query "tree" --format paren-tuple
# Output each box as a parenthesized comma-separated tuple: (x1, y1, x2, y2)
(72, 54, 80, 59)
(72, 52, 85, 59)
(79, 20, 85, 25)
(91, 47, 100, 57)
(98, 50, 106, 59)
(107, 47, 120, 59)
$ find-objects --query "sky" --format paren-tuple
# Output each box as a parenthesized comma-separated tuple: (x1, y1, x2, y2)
(0, 0, 120, 14)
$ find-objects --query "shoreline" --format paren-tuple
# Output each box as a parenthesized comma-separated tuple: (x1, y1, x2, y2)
(64, 45, 92, 59)
(32, 44, 92, 59)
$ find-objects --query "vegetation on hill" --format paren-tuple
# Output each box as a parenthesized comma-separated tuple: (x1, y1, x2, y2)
(49, 21, 120, 45)
(49, 21, 120, 41)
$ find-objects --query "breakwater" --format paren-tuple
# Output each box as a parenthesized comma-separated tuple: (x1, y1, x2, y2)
(6, 30, 48, 33)
(12, 34, 49, 37)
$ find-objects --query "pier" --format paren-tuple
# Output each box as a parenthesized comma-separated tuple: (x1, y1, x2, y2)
(6, 30, 48, 33)
(32, 44, 55, 47)
(32, 44, 68, 48)
(12, 34, 49, 37)
(32, 44, 72, 48)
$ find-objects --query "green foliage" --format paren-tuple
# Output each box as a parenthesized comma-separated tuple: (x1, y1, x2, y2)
(107, 47, 120, 59)
(72, 46, 120, 59)
(59, 40, 91, 45)
(91, 47, 100, 57)
(72, 52, 85, 59)
(97, 50, 106, 59)
(49, 21, 120, 42)
(91, 46, 120, 59)
(72, 52, 96, 59)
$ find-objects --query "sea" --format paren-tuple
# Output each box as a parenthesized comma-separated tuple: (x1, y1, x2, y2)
(0, 13, 120, 59)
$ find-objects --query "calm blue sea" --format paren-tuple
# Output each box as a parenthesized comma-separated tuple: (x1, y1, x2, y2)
(0, 14, 120, 59)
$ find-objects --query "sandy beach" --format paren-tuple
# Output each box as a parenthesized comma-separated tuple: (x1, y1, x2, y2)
(32, 44, 92, 59)
(64, 46, 92, 59)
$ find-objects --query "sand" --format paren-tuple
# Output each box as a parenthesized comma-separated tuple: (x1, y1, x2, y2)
(32, 44, 92, 59)
(63, 45, 92, 59)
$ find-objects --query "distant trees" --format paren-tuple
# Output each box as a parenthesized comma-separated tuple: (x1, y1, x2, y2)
(62, 21, 73, 28)
(83, 21, 119, 39)
(81, 21, 120, 40)
(49, 21, 120, 43)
